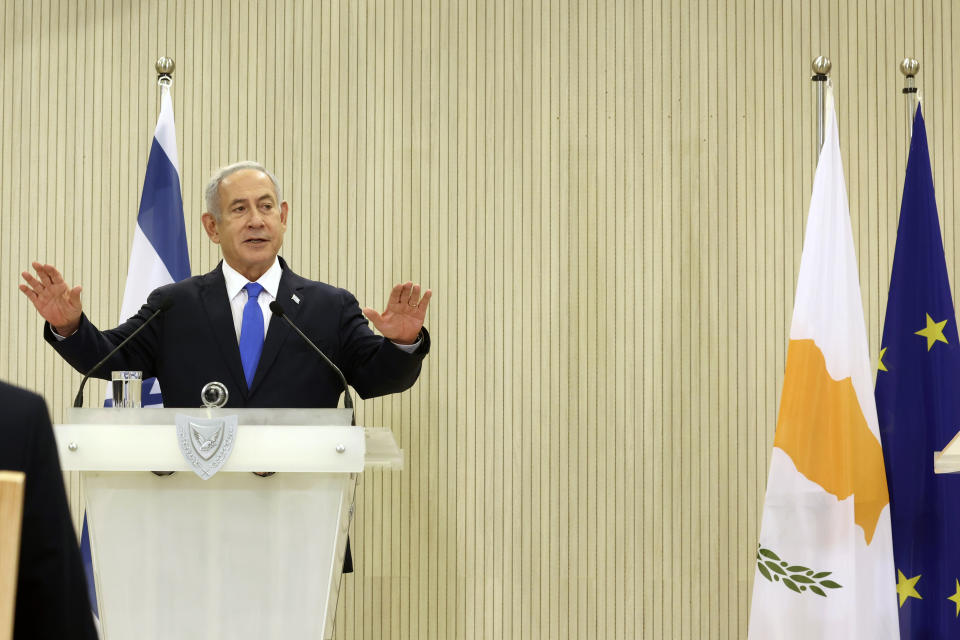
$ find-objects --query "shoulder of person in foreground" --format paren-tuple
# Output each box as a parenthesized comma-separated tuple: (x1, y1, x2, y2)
(0, 380, 99, 640)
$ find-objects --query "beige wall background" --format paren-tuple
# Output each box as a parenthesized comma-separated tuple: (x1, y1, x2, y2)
(2, 0, 958, 637)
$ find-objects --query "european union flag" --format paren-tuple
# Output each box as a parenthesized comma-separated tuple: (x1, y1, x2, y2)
(876, 105, 960, 637)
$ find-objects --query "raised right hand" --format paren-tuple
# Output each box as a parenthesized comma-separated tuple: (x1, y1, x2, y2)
(20, 262, 83, 336)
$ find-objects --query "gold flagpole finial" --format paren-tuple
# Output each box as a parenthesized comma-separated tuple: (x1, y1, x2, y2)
(156, 57, 175, 87)
(899, 58, 919, 78)
(811, 56, 832, 76)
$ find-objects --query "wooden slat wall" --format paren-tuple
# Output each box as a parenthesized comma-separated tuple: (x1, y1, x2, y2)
(2, 1, 957, 637)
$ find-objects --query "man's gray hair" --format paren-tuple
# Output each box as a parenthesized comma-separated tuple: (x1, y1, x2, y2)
(204, 161, 283, 220)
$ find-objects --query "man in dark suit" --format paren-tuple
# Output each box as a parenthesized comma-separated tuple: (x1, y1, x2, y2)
(0, 381, 98, 639)
(20, 161, 432, 407)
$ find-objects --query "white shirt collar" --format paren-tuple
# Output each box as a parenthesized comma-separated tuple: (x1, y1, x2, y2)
(222, 257, 283, 300)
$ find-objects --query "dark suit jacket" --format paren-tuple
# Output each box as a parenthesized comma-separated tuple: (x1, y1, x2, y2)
(46, 257, 430, 408)
(0, 381, 98, 640)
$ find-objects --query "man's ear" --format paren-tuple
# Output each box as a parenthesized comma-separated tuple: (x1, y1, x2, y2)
(280, 201, 289, 228)
(201, 213, 220, 243)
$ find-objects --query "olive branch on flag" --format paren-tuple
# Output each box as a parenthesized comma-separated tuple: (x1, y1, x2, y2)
(756, 545, 843, 597)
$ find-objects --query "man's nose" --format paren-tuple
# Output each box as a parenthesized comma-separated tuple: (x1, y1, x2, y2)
(246, 210, 266, 227)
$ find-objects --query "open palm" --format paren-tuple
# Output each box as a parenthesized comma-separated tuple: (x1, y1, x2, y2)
(362, 281, 432, 345)
(19, 262, 83, 335)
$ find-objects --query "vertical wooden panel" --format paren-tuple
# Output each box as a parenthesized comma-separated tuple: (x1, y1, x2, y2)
(0, 471, 26, 640)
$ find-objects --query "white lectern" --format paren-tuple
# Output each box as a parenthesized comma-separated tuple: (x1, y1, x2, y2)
(935, 430, 960, 473)
(55, 408, 402, 640)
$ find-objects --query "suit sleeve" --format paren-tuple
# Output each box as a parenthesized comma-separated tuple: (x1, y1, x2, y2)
(44, 288, 168, 380)
(335, 289, 431, 399)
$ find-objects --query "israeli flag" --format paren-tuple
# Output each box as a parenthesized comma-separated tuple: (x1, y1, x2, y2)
(105, 82, 190, 406)
(85, 82, 190, 626)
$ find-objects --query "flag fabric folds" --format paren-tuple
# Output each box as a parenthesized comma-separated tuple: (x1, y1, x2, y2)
(105, 81, 190, 406)
(876, 104, 960, 637)
(748, 85, 900, 639)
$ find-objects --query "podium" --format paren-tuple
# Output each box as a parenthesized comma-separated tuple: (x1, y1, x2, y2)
(54, 408, 402, 639)
(935, 430, 960, 473)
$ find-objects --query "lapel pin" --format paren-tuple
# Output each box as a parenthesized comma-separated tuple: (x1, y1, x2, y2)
(291, 294, 301, 304)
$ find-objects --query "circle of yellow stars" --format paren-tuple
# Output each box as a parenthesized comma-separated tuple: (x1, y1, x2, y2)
(896, 570, 960, 617)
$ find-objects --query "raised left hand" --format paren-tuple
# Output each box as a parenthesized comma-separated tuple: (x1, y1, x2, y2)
(363, 281, 432, 345)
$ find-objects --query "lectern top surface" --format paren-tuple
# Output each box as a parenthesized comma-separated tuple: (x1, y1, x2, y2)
(64, 407, 354, 426)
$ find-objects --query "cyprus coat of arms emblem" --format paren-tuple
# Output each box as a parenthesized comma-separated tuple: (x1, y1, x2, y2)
(175, 414, 238, 479)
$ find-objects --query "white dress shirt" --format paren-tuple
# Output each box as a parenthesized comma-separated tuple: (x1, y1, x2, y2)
(222, 258, 282, 340)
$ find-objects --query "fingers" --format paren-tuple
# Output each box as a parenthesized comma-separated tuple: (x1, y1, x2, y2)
(31, 262, 50, 286)
(416, 289, 433, 314)
(396, 281, 413, 306)
(22, 263, 80, 307)
(43, 263, 65, 284)
(362, 307, 383, 325)
(404, 285, 430, 311)
(21, 270, 45, 292)
(18, 284, 39, 303)
(68, 285, 83, 307)
(390, 282, 404, 305)
(20, 263, 83, 330)
(33, 262, 58, 286)
(389, 281, 432, 313)
(24, 263, 67, 290)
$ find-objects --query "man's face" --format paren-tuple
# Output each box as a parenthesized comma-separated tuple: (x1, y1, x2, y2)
(201, 169, 288, 281)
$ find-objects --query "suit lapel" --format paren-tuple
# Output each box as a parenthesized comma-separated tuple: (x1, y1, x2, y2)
(249, 264, 305, 394)
(198, 263, 249, 396)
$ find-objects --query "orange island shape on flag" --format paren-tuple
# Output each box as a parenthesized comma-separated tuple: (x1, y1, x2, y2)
(774, 338, 889, 545)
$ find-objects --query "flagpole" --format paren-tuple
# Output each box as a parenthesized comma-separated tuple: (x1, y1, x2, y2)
(156, 56, 175, 87)
(900, 57, 919, 142)
(811, 56, 831, 161)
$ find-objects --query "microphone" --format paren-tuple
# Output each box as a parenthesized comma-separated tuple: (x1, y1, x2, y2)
(269, 301, 355, 415)
(72, 297, 174, 408)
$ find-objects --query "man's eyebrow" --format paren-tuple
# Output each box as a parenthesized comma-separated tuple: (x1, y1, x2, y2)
(227, 194, 275, 208)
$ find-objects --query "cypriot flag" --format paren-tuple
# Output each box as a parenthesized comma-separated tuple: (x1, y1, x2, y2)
(747, 85, 899, 639)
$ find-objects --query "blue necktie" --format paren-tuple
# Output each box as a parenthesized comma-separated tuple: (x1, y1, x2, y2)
(239, 282, 265, 388)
